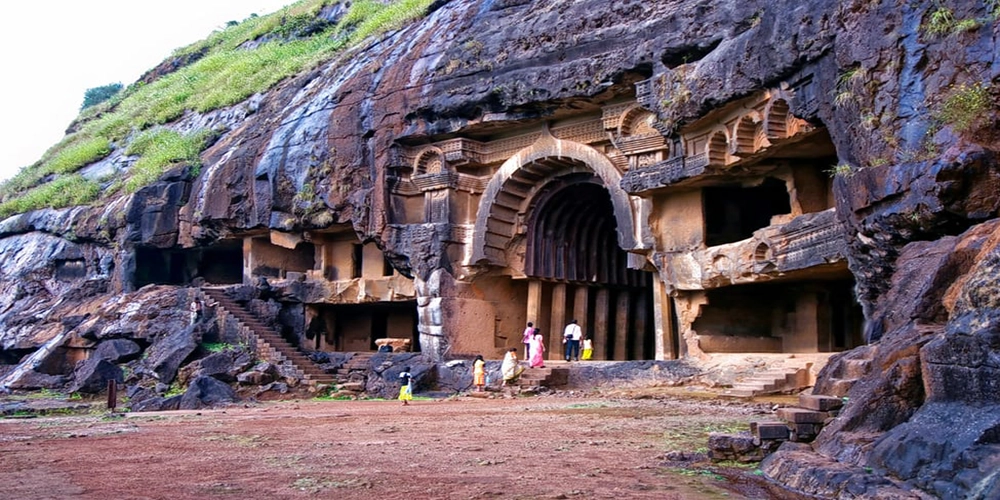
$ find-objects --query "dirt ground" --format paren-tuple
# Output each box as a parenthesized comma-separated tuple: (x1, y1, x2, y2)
(0, 390, 801, 499)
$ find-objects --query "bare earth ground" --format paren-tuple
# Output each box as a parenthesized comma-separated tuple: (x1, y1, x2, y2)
(0, 390, 799, 500)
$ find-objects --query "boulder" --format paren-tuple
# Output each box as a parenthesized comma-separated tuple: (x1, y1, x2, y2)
(256, 382, 289, 396)
(143, 325, 198, 383)
(131, 395, 182, 412)
(177, 349, 253, 385)
(236, 361, 279, 386)
(93, 339, 142, 363)
(364, 353, 434, 399)
(69, 358, 123, 394)
(6, 370, 68, 390)
(178, 375, 237, 410)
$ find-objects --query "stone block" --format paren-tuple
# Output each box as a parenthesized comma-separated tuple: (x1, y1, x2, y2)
(799, 394, 843, 411)
(790, 423, 823, 437)
(751, 421, 790, 441)
(777, 407, 828, 424)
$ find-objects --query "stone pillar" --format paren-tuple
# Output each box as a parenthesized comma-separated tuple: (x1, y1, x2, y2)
(789, 292, 820, 353)
(632, 291, 648, 360)
(242, 237, 253, 284)
(415, 269, 448, 361)
(526, 280, 543, 328)
(652, 276, 677, 360)
(615, 291, 631, 360)
(573, 286, 589, 360)
(594, 288, 611, 360)
(549, 283, 567, 360)
(673, 291, 708, 359)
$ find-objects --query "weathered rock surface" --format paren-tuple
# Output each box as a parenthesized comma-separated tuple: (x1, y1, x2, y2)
(177, 348, 253, 385)
(5, 370, 68, 390)
(93, 339, 142, 364)
(179, 375, 238, 410)
(69, 359, 123, 394)
(142, 325, 198, 384)
(236, 362, 280, 386)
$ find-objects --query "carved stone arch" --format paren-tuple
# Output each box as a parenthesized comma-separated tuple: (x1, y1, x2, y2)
(706, 128, 729, 166)
(618, 104, 657, 138)
(733, 113, 764, 155)
(472, 133, 638, 265)
(753, 242, 776, 274)
(764, 98, 791, 140)
(413, 147, 446, 176)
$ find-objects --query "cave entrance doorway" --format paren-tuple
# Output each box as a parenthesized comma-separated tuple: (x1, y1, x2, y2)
(247, 237, 315, 279)
(692, 277, 864, 354)
(704, 177, 791, 246)
(307, 301, 419, 353)
(133, 240, 243, 288)
(522, 174, 654, 361)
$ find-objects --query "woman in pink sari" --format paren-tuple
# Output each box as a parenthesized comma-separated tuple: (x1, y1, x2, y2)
(529, 329, 546, 368)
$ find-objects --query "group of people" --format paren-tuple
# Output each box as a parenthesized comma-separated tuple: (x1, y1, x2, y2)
(468, 320, 594, 392)
(523, 319, 593, 364)
(404, 320, 597, 400)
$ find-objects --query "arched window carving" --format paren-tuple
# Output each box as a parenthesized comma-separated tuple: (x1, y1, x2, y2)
(707, 130, 728, 166)
(414, 148, 445, 176)
(766, 99, 790, 140)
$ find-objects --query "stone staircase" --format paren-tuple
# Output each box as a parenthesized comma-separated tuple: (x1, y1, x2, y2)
(334, 352, 375, 380)
(709, 393, 845, 461)
(824, 356, 872, 398)
(201, 288, 335, 386)
(722, 362, 813, 398)
(516, 366, 569, 389)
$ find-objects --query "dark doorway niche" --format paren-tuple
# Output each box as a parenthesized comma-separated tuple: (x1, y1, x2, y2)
(0, 347, 37, 365)
(249, 238, 315, 279)
(133, 240, 243, 288)
(693, 278, 863, 353)
(311, 301, 419, 352)
(526, 175, 649, 288)
(704, 177, 791, 246)
(54, 259, 87, 281)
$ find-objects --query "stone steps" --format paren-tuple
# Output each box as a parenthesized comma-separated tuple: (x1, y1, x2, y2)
(710, 392, 846, 462)
(202, 288, 334, 386)
(335, 353, 375, 377)
(722, 365, 811, 398)
(823, 351, 875, 398)
(516, 366, 568, 388)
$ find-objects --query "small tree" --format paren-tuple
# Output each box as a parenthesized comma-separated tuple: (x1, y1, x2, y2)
(80, 82, 123, 110)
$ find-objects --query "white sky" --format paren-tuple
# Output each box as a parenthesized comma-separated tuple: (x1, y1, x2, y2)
(0, 1, 294, 181)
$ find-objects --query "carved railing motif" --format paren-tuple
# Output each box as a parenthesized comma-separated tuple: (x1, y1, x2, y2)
(620, 154, 708, 194)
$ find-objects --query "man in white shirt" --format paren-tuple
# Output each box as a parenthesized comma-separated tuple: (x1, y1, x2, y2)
(563, 319, 582, 361)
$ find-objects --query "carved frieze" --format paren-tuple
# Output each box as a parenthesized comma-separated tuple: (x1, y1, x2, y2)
(659, 208, 845, 291)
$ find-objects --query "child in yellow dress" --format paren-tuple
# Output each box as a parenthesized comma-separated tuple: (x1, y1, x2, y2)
(581, 338, 593, 360)
(473, 355, 486, 392)
(399, 367, 413, 405)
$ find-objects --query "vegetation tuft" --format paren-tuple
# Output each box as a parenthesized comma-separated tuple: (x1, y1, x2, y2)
(80, 83, 124, 111)
(932, 82, 992, 134)
(0, 0, 433, 218)
(0, 175, 100, 219)
(123, 128, 213, 193)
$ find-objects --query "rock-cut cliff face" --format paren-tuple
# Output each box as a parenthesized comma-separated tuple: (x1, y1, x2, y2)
(1, 0, 999, 497)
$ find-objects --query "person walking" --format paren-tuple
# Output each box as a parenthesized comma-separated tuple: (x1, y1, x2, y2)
(500, 348, 523, 386)
(563, 319, 582, 361)
(399, 367, 413, 405)
(521, 322, 535, 359)
(473, 355, 486, 392)
(528, 330, 546, 368)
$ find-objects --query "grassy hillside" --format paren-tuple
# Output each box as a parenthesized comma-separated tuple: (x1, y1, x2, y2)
(0, 0, 433, 220)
